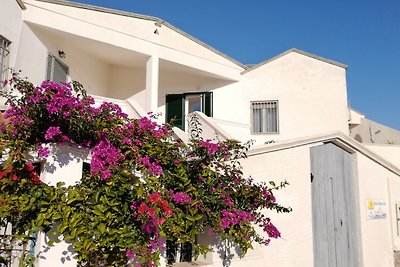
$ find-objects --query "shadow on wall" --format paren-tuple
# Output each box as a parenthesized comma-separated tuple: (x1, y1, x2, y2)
(354, 134, 363, 143)
(214, 237, 244, 267)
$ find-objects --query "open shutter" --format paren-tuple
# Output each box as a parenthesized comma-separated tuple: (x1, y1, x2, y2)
(202, 92, 213, 117)
(46, 55, 53, 80)
(47, 54, 68, 83)
(166, 94, 184, 130)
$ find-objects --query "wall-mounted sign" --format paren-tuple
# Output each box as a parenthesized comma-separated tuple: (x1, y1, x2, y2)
(367, 200, 386, 220)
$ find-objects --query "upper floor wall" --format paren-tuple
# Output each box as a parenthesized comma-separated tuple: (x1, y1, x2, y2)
(21, 0, 243, 81)
(0, 0, 25, 109)
(2, 1, 352, 146)
(211, 49, 349, 144)
(0, 0, 25, 66)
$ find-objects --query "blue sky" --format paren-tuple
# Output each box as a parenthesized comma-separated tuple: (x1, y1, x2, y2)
(71, 0, 400, 130)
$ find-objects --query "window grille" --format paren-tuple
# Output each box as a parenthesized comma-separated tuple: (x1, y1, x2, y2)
(251, 101, 279, 133)
(0, 35, 11, 89)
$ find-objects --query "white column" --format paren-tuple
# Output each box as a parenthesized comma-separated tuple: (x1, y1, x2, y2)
(145, 55, 159, 113)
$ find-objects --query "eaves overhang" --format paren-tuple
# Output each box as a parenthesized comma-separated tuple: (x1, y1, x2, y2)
(242, 48, 348, 75)
(248, 131, 400, 177)
(27, 0, 247, 71)
(17, 0, 27, 9)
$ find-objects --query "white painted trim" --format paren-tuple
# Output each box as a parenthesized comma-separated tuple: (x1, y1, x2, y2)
(248, 131, 400, 176)
(191, 111, 233, 140)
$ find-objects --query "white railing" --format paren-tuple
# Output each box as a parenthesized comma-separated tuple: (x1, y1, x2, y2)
(91, 95, 145, 119)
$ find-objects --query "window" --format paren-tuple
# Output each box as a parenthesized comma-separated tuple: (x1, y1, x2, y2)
(166, 240, 193, 265)
(251, 101, 279, 133)
(46, 54, 69, 84)
(166, 92, 212, 130)
(0, 35, 11, 88)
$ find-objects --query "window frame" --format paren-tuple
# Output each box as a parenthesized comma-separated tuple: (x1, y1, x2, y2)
(250, 100, 279, 134)
(165, 92, 213, 131)
(0, 35, 11, 89)
(46, 53, 69, 84)
(166, 239, 194, 265)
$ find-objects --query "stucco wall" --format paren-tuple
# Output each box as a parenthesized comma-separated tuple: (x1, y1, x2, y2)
(22, 0, 242, 80)
(13, 23, 48, 84)
(365, 144, 400, 168)
(0, 0, 24, 67)
(356, 153, 400, 267)
(350, 117, 400, 145)
(215, 52, 349, 145)
(108, 65, 146, 99)
(22, 0, 241, 70)
(237, 146, 314, 267)
(236, 141, 400, 267)
(0, 0, 24, 108)
(35, 145, 89, 267)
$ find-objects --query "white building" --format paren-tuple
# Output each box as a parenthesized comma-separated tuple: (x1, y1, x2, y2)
(1, 0, 400, 266)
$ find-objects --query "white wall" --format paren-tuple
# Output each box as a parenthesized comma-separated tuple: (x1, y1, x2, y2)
(13, 23, 48, 84)
(365, 144, 400, 168)
(235, 146, 314, 267)
(22, 0, 242, 80)
(231, 140, 400, 267)
(0, 0, 24, 67)
(350, 118, 400, 145)
(214, 52, 349, 145)
(36, 145, 89, 267)
(0, 0, 24, 108)
(108, 65, 146, 99)
(356, 153, 399, 267)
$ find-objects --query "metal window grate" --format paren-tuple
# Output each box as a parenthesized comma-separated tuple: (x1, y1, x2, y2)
(0, 35, 11, 88)
(251, 101, 279, 133)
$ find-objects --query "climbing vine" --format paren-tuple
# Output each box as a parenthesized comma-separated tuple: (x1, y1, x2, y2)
(0, 75, 291, 266)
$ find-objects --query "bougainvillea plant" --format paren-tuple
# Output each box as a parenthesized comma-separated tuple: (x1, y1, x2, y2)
(0, 75, 291, 267)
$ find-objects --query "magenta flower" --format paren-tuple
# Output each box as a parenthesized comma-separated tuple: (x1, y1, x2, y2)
(44, 126, 62, 141)
(90, 138, 125, 179)
(37, 146, 50, 157)
(198, 140, 219, 155)
(173, 192, 192, 205)
(136, 156, 163, 176)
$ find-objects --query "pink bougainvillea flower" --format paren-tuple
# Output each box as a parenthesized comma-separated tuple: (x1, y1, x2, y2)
(37, 146, 50, 158)
(25, 163, 35, 172)
(44, 126, 62, 141)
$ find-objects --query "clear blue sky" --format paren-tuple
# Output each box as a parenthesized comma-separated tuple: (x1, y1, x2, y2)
(71, 0, 400, 130)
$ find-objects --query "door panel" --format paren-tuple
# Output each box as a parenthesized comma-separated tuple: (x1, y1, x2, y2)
(310, 143, 362, 267)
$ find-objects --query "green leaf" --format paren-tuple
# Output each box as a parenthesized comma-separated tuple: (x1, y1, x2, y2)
(99, 224, 106, 234)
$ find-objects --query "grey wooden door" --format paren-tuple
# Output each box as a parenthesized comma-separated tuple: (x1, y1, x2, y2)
(310, 143, 362, 267)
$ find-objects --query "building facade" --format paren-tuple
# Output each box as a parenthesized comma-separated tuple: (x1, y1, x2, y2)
(2, 0, 400, 266)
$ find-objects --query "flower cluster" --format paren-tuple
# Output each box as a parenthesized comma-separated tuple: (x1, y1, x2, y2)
(197, 139, 220, 155)
(0, 162, 41, 184)
(90, 138, 125, 179)
(131, 193, 173, 235)
(136, 156, 163, 176)
(172, 191, 193, 205)
(220, 209, 255, 230)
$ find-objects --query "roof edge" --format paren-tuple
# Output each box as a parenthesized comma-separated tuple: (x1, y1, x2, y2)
(349, 107, 365, 116)
(248, 131, 400, 176)
(18, 0, 27, 9)
(242, 48, 348, 75)
(29, 0, 246, 70)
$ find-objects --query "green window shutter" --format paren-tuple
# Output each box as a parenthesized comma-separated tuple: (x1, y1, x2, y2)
(166, 94, 184, 130)
(202, 92, 213, 117)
